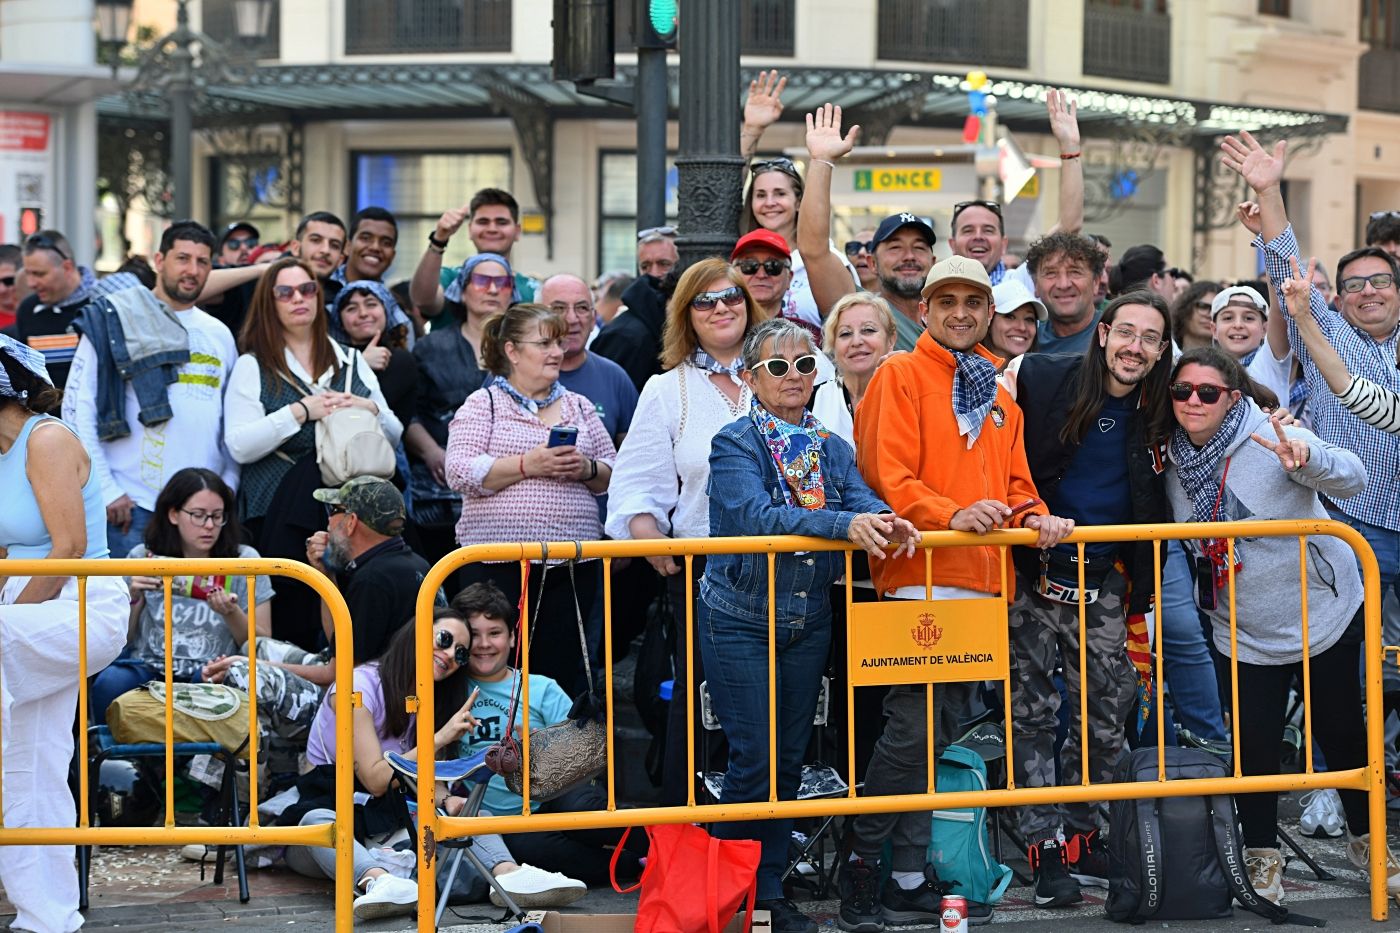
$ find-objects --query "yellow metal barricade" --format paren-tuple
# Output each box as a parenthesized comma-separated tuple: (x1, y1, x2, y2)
(413, 520, 1388, 929)
(0, 557, 357, 931)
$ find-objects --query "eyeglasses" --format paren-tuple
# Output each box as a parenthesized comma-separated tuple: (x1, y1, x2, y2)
(24, 233, 69, 261)
(434, 627, 470, 667)
(637, 225, 677, 241)
(1104, 324, 1166, 352)
(515, 337, 566, 350)
(273, 282, 318, 301)
(549, 302, 594, 318)
(1192, 300, 1213, 312)
(1169, 381, 1231, 404)
(469, 273, 512, 291)
(0, 275, 14, 287)
(691, 287, 746, 312)
(1340, 273, 1396, 293)
(750, 157, 801, 180)
(734, 258, 790, 277)
(179, 509, 227, 527)
(952, 199, 1004, 224)
(843, 241, 872, 258)
(754, 354, 819, 378)
(223, 236, 258, 250)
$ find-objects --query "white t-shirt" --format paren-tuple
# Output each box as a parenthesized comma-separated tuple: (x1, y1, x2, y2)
(64, 307, 240, 511)
(1246, 343, 1294, 412)
(785, 243, 861, 328)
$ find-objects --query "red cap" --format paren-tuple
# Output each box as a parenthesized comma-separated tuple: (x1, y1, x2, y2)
(730, 229, 791, 261)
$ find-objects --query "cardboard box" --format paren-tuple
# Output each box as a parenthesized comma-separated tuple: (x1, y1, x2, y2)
(527, 909, 772, 933)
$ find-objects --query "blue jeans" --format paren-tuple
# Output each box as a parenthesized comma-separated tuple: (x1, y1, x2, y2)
(106, 506, 152, 561)
(1326, 506, 1400, 690)
(89, 657, 161, 724)
(698, 597, 830, 901)
(1159, 542, 1228, 743)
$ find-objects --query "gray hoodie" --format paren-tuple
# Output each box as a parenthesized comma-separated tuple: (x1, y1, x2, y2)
(1166, 401, 1367, 665)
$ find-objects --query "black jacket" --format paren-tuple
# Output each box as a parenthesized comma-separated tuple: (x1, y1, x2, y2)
(1014, 353, 1169, 614)
(591, 274, 669, 394)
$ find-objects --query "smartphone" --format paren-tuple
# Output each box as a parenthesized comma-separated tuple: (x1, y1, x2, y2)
(1195, 555, 1218, 611)
(1008, 497, 1042, 518)
(547, 425, 579, 448)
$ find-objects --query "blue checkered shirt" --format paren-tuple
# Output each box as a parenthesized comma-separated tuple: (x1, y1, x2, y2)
(1256, 224, 1400, 531)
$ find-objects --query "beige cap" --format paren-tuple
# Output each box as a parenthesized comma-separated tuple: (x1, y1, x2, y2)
(921, 255, 994, 299)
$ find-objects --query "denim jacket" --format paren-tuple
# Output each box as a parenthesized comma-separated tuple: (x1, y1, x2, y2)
(701, 413, 891, 626)
(74, 291, 190, 441)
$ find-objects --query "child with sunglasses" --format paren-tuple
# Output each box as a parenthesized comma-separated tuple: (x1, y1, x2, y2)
(1164, 345, 1380, 904)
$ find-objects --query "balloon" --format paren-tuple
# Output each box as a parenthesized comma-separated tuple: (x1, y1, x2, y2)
(967, 90, 987, 117)
(962, 115, 982, 144)
(966, 70, 988, 90)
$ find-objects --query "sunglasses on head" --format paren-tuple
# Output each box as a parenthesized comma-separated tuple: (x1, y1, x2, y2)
(750, 157, 800, 177)
(691, 286, 746, 312)
(1169, 381, 1230, 404)
(1370, 210, 1400, 221)
(952, 199, 1003, 223)
(637, 225, 677, 241)
(273, 281, 319, 301)
(734, 258, 790, 277)
(469, 272, 512, 291)
(434, 627, 470, 666)
(223, 236, 258, 250)
(754, 354, 819, 378)
(24, 233, 69, 262)
(843, 241, 873, 258)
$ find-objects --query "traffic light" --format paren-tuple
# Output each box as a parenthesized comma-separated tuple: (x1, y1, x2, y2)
(552, 0, 615, 83)
(636, 0, 677, 49)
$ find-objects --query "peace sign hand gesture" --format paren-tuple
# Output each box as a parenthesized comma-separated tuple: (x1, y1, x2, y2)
(1250, 415, 1311, 473)
(1281, 254, 1317, 321)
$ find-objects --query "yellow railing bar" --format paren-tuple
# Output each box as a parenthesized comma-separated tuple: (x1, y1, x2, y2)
(77, 577, 89, 829)
(603, 557, 616, 812)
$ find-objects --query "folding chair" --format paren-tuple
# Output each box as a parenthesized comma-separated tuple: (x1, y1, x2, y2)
(77, 724, 249, 908)
(385, 749, 528, 929)
(698, 677, 850, 898)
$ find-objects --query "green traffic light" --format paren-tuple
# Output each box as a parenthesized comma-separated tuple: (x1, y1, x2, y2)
(649, 0, 677, 40)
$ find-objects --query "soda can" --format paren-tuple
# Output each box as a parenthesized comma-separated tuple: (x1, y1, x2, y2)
(939, 894, 968, 933)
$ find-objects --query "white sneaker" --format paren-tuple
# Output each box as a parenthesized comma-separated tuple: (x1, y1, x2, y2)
(353, 873, 418, 920)
(1244, 847, 1285, 905)
(180, 843, 210, 862)
(491, 863, 587, 908)
(1299, 789, 1346, 838)
(1347, 832, 1400, 897)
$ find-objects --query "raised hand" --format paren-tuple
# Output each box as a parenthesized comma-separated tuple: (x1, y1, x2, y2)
(805, 103, 859, 163)
(1046, 88, 1080, 150)
(362, 331, 391, 371)
(1219, 131, 1287, 194)
(1250, 415, 1310, 473)
(1235, 201, 1263, 237)
(744, 70, 787, 131)
(1281, 255, 1317, 321)
(434, 204, 472, 242)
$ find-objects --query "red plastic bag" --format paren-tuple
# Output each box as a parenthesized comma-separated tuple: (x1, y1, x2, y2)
(611, 824, 760, 933)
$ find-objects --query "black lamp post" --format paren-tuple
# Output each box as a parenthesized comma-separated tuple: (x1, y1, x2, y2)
(675, 0, 742, 268)
(95, 0, 274, 220)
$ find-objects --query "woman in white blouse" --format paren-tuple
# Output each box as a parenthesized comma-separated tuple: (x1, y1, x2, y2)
(605, 257, 767, 805)
(223, 257, 402, 649)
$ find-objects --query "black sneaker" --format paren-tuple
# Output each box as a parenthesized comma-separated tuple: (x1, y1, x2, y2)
(880, 864, 952, 925)
(1029, 838, 1082, 907)
(1065, 829, 1110, 888)
(755, 898, 816, 933)
(837, 858, 885, 933)
(965, 900, 994, 926)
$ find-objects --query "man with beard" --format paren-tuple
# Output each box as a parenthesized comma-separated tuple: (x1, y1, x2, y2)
(63, 221, 240, 556)
(869, 213, 937, 352)
(1000, 291, 1173, 907)
(1027, 231, 1108, 356)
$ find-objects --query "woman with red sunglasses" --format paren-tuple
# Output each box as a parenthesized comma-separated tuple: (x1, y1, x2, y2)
(1164, 345, 1386, 904)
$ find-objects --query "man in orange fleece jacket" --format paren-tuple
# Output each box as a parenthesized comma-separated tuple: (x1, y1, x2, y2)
(837, 256, 1073, 932)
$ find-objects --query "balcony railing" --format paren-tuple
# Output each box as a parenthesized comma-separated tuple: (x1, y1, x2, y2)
(1360, 47, 1400, 114)
(613, 0, 794, 55)
(877, 0, 1028, 69)
(1082, 4, 1171, 84)
(202, 0, 279, 60)
(345, 0, 511, 55)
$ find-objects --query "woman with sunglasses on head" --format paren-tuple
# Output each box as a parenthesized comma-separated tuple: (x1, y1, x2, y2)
(1163, 346, 1394, 904)
(88, 468, 273, 720)
(444, 303, 615, 697)
(605, 258, 768, 805)
(224, 257, 402, 650)
(701, 317, 918, 933)
(406, 253, 510, 572)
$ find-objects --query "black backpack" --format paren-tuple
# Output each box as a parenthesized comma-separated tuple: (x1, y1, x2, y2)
(1106, 746, 1324, 927)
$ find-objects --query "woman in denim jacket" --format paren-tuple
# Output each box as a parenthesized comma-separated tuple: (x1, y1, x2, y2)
(700, 318, 919, 933)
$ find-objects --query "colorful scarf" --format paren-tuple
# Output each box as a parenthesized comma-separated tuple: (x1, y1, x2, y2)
(444, 252, 518, 305)
(750, 399, 829, 510)
(950, 348, 999, 447)
(493, 376, 566, 415)
(691, 349, 745, 386)
(0, 333, 52, 400)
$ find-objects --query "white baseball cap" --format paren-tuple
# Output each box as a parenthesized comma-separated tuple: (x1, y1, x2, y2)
(1210, 285, 1268, 320)
(992, 278, 1047, 322)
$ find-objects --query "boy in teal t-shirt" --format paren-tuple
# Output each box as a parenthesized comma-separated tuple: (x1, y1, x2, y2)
(462, 668, 572, 816)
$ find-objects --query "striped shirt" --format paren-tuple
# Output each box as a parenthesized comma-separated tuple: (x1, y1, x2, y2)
(1255, 225, 1400, 531)
(1338, 377, 1400, 436)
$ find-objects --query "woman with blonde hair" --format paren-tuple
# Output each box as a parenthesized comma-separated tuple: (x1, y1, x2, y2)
(605, 257, 768, 804)
(814, 291, 898, 445)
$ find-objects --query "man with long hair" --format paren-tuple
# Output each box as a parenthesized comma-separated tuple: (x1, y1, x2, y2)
(1002, 290, 1174, 906)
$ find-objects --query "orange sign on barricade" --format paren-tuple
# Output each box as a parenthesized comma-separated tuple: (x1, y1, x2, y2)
(848, 598, 1009, 686)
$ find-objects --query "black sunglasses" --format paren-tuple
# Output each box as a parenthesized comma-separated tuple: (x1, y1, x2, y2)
(223, 236, 258, 250)
(435, 627, 470, 666)
(734, 258, 790, 277)
(1169, 381, 1229, 404)
(952, 199, 1003, 224)
(691, 286, 746, 312)
(325, 503, 349, 518)
(0, 275, 14, 287)
(843, 241, 873, 258)
(24, 233, 69, 262)
(754, 354, 819, 378)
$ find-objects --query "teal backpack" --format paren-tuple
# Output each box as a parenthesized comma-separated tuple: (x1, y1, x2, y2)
(927, 744, 1013, 906)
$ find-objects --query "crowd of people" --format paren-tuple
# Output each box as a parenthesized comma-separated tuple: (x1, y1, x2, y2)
(2, 68, 1400, 932)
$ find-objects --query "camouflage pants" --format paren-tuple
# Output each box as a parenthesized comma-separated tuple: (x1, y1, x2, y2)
(221, 638, 325, 775)
(1009, 566, 1136, 843)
